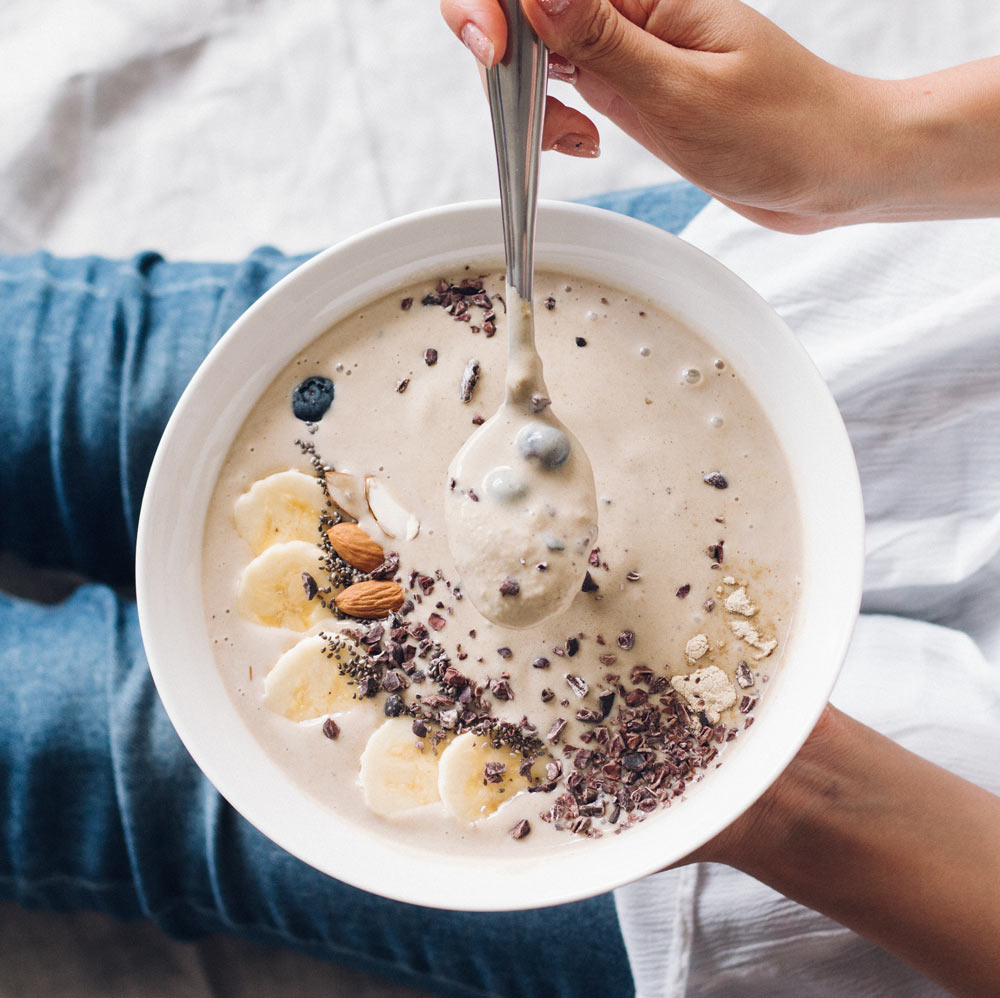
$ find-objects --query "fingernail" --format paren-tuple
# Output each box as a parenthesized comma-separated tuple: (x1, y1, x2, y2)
(538, 0, 572, 13)
(460, 21, 494, 67)
(548, 53, 577, 83)
(552, 133, 600, 158)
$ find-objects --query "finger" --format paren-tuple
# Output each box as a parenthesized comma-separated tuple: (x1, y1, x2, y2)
(440, 0, 508, 67)
(541, 95, 601, 157)
(522, 0, 671, 101)
(642, 0, 754, 54)
(572, 66, 648, 137)
(473, 48, 600, 156)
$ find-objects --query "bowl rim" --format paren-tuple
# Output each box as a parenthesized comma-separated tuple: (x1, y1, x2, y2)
(137, 198, 865, 911)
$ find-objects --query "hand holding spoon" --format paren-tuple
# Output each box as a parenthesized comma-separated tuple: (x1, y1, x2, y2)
(445, 1, 599, 630)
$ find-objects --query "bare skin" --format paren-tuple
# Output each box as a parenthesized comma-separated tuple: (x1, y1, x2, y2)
(689, 705, 1000, 997)
(441, 0, 1000, 232)
(441, 2, 1000, 992)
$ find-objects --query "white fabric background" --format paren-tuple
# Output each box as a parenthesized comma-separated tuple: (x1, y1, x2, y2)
(2, 1, 999, 996)
(614, 204, 1000, 997)
(3, 0, 1000, 259)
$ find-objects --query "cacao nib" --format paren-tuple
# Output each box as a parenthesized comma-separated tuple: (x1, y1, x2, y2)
(546, 718, 568, 743)
(598, 689, 616, 718)
(383, 694, 405, 717)
(459, 359, 480, 403)
(490, 678, 514, 701)
(483, 761, 506, 783)
(510, 819, 531, 840)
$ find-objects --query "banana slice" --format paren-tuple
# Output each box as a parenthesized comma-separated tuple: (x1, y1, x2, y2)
(234, 469, 326, 555)
(236, 539, 329, 630)
(360, 718, 445, 817)
(437, 732, 536, 823)
(262, 633, 363, 721)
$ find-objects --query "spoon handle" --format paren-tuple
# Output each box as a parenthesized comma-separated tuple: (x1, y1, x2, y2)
(486, 1, 548, 303)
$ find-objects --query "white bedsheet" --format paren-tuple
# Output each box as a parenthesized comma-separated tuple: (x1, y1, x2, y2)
(614, 204, 1000, 997)
(2, 2, 999, 996)
(4, 0, 1000, 260)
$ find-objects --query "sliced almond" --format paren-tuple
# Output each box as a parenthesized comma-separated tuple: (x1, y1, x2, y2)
(325, 471, 366, 520)
(365, 476, 419, 540)
(327, 522, 385, 573)
(335, 580, 405, 619)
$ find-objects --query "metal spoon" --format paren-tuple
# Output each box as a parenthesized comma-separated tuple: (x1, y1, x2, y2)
(444, 4, 599, 629)
(486, 0, 547, 306)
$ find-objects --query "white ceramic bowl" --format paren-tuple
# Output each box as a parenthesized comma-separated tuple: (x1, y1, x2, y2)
(137, 200, 864, 911)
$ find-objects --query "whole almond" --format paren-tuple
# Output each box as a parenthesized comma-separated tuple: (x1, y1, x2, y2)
(327, 522, 385, 573)
(334, 580, 404, 619)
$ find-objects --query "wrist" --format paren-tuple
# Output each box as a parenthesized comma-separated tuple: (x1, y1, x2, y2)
(802, 72, 909, 226)
(856, 59, 1000, 222)
(694, 703, 849, 870)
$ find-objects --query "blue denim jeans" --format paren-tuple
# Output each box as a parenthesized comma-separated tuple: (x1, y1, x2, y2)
(0, 182, 709, 998)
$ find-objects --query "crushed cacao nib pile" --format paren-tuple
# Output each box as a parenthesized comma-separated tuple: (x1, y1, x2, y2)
(320, 614, 545, 762)
(420, 275, 503, 336)
(320, 584, 753, 840)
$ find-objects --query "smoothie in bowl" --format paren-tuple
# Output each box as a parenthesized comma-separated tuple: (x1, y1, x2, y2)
(137, 201, 863, 909)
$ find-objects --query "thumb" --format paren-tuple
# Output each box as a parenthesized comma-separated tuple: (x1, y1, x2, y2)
(524, 0, 669, 99)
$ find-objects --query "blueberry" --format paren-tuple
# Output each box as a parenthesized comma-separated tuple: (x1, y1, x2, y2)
(515, 422, 570, 469)
(291, 376, 335, 422)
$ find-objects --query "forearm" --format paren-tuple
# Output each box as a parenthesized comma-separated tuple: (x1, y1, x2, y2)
(868, 56, 1000, 222)
(708, 706, 1000, 996)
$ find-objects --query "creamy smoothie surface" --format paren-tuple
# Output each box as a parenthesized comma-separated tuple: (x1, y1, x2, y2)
(203, 267, 802, 856)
